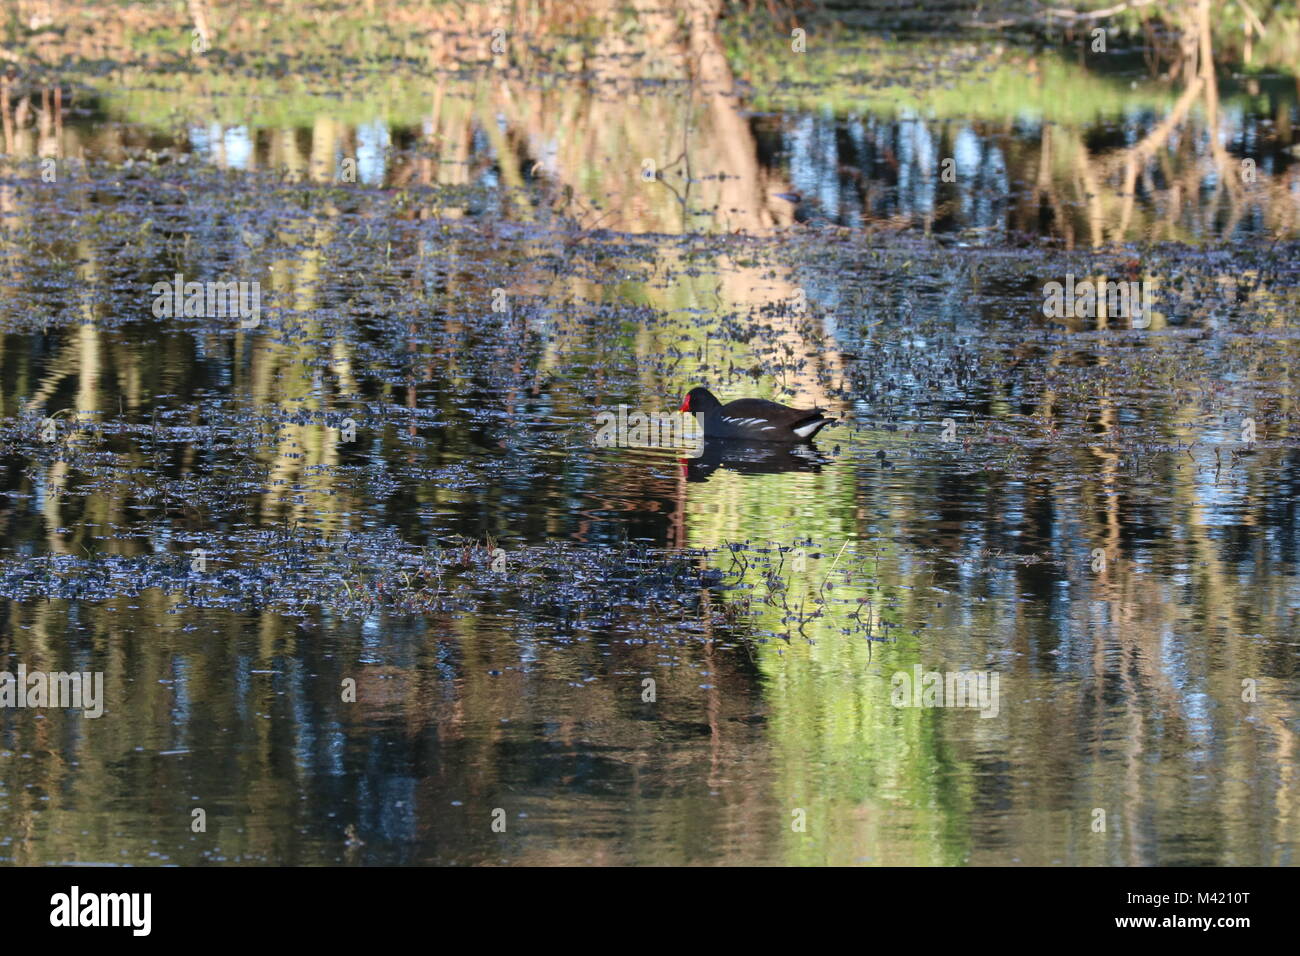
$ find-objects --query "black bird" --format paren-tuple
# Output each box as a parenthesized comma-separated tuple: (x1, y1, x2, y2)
(680, 387, 834, 442)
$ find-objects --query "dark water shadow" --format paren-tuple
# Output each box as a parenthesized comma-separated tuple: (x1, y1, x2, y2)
(685, 438, 832, 482)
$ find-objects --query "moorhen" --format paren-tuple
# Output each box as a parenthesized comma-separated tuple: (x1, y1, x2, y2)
(680, 387, 834, 442)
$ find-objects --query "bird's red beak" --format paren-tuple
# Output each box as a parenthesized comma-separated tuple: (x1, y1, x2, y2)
(680, 396, 690, 412)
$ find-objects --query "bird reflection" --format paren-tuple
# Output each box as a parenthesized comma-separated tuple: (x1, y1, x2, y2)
(683, 439, 830, 482)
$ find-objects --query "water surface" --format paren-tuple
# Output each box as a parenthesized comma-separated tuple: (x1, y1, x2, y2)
(1, 24, 1299, 865)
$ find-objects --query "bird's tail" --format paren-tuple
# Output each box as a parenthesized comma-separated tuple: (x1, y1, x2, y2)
(791, 413, 834, 440)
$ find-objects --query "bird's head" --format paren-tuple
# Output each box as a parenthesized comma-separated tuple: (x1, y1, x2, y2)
(680, 387, 719, 413)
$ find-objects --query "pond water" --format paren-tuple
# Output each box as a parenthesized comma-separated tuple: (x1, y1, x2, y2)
(1, 27, 1299, 865)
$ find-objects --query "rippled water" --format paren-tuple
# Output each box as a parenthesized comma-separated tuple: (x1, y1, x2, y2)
(1, 22, 1299, 865)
